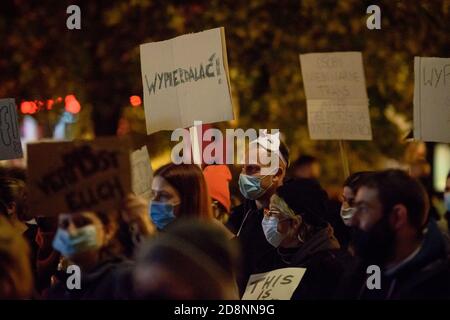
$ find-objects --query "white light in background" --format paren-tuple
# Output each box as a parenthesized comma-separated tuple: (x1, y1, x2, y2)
(434, 143, 450, 192)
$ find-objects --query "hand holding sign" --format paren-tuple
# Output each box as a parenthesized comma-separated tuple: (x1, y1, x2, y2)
(242, 267, 306, 300)
(0, 98, 23, 160)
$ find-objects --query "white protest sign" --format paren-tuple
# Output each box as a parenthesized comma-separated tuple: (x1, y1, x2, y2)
(0, 98, 23, 160)
(131, 145, 153, 200)
(300, 52, 372, 140)
(414, 57, 450, 143)
(140, 27, 234, 134)
(242, 267, 306, 300)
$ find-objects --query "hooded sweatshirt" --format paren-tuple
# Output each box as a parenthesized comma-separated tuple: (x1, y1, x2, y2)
(336, 219, 450, 300)
(254, 224, 352, 300)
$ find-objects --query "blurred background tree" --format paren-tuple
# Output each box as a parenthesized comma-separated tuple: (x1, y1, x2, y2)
(0, 0, 449, 186)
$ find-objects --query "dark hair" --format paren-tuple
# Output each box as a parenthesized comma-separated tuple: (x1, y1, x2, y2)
(343, 171, 375, 193)
(0, 178, 27, 221)
(154, 163, 212, 219)
(359, 169, 429, 231)
(135, 219, 238, 299)
(276, 178, 329, 227)
(292, 155, 317, 169)
(0, 167, 27, 182)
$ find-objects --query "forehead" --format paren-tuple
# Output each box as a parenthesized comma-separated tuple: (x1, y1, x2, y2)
(355, 186, 379, 203)
(152, 175, 171, 189)
(342, 186, 355, 199)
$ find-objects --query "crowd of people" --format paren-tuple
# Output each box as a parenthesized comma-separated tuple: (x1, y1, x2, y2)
(1, 136, 450, 300)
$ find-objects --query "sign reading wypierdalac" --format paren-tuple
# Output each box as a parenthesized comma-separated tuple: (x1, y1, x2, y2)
(27, 137, 131, 216)
(414, 57, 450, 143)
(0, 98, 23, 160)
(140, 27, 234, 134)
(300, 52, 372, 140)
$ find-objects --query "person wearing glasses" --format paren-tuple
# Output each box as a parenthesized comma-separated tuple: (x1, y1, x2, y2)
(255, 178, 351, 300)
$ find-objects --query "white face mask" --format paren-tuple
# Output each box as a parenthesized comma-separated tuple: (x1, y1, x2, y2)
(261, 215, 287, 248)
(340, 206, 356, 226)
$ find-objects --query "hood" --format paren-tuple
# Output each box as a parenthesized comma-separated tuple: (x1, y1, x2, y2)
(390, 219, 449, 277)
(290, 224, 341, 265)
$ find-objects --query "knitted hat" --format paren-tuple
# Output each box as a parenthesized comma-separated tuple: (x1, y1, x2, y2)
(276, 178, 329, 227)
(203, 165, 232, 212)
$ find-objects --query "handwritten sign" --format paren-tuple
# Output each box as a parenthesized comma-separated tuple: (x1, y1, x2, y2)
(27, 137, 131, 216)
(300, 52, 372, 140)
(242, 267, 306, 300)
(131, 145, 153, 200)
(414, 57, 450, 143)
(140, 27, 234, 134)
(0, 98, 23, 160)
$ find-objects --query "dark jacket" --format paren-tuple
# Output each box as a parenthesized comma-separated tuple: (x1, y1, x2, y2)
(253, 224, 352, 300)
(226, 200, 276, 296)
(46, 256, 134, 300)
(335, 219, 450, 300)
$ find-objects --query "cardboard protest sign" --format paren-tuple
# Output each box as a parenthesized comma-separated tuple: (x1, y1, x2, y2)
(242, 267, 306, 300)
(27, 137, 131, 216)
(300, 52, 372, 140)
(131, 145, 153, 200)
(0, 98, 23, 160)
(140, 27, 234, 134)
(413, 57, 450, 143)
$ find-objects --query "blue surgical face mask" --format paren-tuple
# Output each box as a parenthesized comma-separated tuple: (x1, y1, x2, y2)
(52, 225, 100, 258)
(444, 193, 450, 212)
(239, 174, 272, 200)
(261, 216, 286, 248)
(150, 201, 177, 230)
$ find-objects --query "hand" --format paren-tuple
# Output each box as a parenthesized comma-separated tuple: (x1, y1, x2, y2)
(122, 193, 156, 238)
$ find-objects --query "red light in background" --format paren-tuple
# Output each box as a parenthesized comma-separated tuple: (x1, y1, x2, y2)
(65, 95, 81, 114)
(20, 101, 38, 114)
(56, 97, 63, 103)
(130, 95, 142, 107)
(47, 99, 54, 110)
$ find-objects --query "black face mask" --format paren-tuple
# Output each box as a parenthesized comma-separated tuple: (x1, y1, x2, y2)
(351, 213, 396, 266)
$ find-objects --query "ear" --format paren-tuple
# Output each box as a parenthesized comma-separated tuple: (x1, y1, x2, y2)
(390, 204, 408, 230)
(272, 167, 285, 183)
(6, 202, 16, 216)
(290, 215, 302, 233)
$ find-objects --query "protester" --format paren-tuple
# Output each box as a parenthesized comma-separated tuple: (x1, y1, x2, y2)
(203, 164, 232, 223)
(226, 133, 289, 294)
(291, 155, 321, 179)
(340, 172, 375, 226)
(148, 163, 233, 238)
(45, 209, 135, 299)
(0, 215, 33, 299)
(149, 163, 213, 231)
(337, 169, 450, 299)
(0, 177, 29, 234)
(253, 178, 351, 299)
(134, 219, 240, 299)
